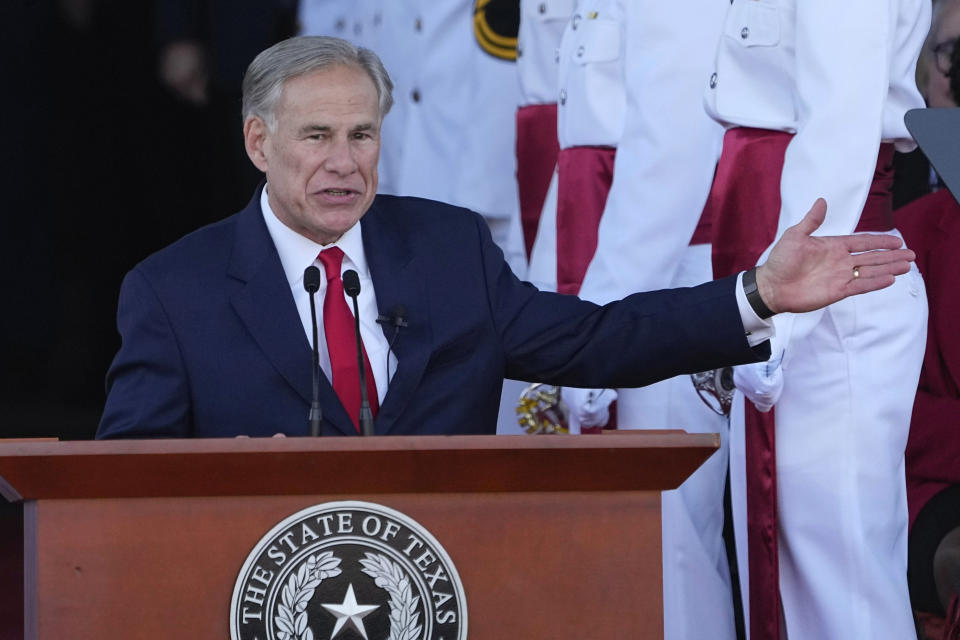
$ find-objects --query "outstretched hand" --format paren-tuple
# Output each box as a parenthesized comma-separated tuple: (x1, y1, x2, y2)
(755, 199, 914, 314)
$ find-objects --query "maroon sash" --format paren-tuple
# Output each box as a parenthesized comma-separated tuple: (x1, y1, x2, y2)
(690, 210, 712, 246)
(556, 145, 616, 296)
(704, 127, 895, 640)
(552, 145, 616, 429)
(516, 104, 560, 259)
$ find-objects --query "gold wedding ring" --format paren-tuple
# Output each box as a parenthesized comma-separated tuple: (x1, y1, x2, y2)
(853, 266, 861, 279)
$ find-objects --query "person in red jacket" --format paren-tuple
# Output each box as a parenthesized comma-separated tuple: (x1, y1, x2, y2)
(895, 37, 960, 628)
(896, 186, 960, 639)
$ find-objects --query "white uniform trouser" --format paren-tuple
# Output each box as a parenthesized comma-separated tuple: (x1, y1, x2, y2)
(730, 233, 927, 639)
(617, 243, 737, 640)
(525, 170, 559, 293)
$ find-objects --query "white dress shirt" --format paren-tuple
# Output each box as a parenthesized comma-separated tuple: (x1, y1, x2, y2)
(261, 188, 395, 405)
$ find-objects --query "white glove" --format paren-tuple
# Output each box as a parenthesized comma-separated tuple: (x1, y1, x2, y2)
(733, 354, 784, 413)
(563, 387, 618, 429)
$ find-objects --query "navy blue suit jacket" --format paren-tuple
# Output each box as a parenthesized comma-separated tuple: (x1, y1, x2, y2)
(97, 190, 768, 438)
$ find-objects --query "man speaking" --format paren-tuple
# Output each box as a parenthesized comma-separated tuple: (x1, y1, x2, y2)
(97, 36, 915, 439)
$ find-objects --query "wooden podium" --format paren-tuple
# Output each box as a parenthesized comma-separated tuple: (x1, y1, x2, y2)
(0, 433, 718, 639)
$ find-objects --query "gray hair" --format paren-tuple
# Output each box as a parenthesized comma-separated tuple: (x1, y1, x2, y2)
(242, 36, 394, 130)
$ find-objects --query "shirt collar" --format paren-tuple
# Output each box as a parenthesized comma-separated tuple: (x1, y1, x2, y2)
(260, 186, 369, 288)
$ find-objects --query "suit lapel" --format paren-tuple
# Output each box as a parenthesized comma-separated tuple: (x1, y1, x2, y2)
(227, 194, 357, 436)
(362, 198, 433, 434)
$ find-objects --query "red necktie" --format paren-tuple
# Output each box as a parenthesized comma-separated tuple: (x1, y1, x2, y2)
(318, 247, 378, 432)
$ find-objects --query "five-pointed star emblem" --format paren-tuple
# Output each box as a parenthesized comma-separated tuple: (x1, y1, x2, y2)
(320, 583, 380, 639)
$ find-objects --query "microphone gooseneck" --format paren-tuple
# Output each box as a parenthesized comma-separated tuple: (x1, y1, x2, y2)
(342, 270, 374, 437)
(303, 266, 323, 437)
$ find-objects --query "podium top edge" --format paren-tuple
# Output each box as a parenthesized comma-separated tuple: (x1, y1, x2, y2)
(0, 432, 720, 501)
(0, 431, 718, 457)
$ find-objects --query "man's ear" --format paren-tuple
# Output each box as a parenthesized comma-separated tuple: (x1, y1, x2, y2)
(243, 116, 270, 173)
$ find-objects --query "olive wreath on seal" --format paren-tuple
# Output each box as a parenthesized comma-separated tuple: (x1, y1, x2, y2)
(358, 552, 423, 640)
(273, 551, 423, 640)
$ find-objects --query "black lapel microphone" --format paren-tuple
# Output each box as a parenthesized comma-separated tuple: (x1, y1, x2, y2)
(342, 269, 374, 437)
(303, 266, 323, 437)
(376, 305, 409, 330)
(376, 305, 408, 381)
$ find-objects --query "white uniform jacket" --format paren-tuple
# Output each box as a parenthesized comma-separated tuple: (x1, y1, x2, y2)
(555, 0, 626, 151)
(705, 0, 929, 358)
(705, 0, 928, 241)
(518, 0, 576, 291)
(576, 1, 727, 306)
(374, 0, 520, 225)
(298, 0, 376, 49)
(518, 0, 576, 107)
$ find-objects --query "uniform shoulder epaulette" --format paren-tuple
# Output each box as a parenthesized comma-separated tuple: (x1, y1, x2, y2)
(473, 0, 519, 61)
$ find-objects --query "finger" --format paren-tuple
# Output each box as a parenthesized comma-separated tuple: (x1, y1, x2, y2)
(851, 261, 911, 280)
(794, 198, 828, 236)
(852, 249, 915, 267)
(842, 233, 904, 253)
(846, 274, 896, 296)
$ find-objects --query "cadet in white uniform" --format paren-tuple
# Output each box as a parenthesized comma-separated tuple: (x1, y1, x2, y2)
(703, 1, 930, 638)
(551, 2, 739, 638)
(551, 0, 626, 299)
(516, 0, 575, 293)
(495, 0, 577, 437)
(374, 1, 523, 269)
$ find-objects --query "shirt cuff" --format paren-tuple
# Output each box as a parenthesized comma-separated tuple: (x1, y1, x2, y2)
(735, 271, 775, 347)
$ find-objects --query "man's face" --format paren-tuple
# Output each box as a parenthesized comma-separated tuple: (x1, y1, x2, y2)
(244, 64, 381, 245)
(923, 4, 960, 108)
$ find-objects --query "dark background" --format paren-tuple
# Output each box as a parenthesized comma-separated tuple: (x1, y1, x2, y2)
(1, 0, 296, 440)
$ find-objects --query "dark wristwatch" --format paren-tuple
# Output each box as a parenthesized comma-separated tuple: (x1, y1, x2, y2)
(742, 267, 775, 320)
